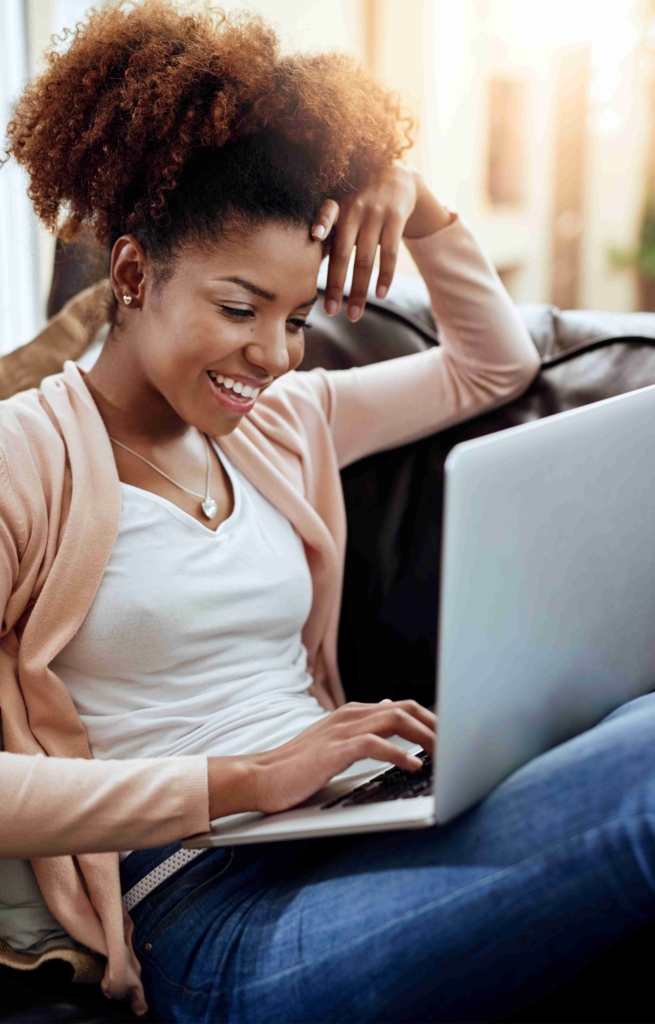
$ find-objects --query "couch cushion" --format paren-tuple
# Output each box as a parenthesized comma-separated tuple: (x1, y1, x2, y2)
(0, 862, 71, 955)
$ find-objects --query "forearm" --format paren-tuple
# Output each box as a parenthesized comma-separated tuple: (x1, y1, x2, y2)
(0, 751, 209, 858)
(404, 214, 539, 378)
(402, 172, 454, 239)
(321, 210, 540, 466)
(0, 705, 438, 855)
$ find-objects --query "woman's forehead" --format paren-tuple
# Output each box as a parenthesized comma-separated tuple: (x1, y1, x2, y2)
(174, 223, 323, 303)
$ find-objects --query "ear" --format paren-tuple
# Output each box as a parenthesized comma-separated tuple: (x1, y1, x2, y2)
(110, 235, 148, 310)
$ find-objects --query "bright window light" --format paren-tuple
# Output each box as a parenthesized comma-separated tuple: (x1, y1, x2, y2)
(597, 108, 624, 135)
(0, 0, 39, 354)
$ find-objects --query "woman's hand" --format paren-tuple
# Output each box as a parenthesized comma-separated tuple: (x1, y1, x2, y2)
(311, 164, 453, 323)
(207, 699, 436, 819)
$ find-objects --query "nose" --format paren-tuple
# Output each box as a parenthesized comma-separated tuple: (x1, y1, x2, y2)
(243, 324, 290, 379)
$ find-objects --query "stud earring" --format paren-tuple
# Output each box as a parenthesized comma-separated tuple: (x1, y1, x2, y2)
(123, 295, 133, 306)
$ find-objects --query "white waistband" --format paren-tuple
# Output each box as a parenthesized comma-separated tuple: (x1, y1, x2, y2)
(122, 847, 206, 913)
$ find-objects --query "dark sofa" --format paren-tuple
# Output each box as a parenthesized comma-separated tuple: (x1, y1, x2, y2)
(2, 252, 655, 1023)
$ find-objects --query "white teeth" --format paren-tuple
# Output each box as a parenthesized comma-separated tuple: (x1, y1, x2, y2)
(209, 372, 260, 401)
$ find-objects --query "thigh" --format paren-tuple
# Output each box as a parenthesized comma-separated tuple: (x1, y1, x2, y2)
(138, 693, 655, 1024)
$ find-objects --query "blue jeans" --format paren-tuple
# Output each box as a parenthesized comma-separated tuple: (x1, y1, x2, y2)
(121, 694, 655, 1023)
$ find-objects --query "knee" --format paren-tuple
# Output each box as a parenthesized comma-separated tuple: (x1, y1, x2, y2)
(499, 691, 655, 815)
(601, 691, 655, 728)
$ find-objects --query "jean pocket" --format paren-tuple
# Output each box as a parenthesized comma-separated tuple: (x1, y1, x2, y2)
(135, 847, 234, 954)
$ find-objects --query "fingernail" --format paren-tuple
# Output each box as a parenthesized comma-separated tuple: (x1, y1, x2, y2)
(313, 224, 326, 239)
(377, 285, 388, 299)
(325, 299, 338, 316)
(348, 305, 361, 321)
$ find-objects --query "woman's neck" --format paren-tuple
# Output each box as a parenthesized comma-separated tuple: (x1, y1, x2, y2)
(85, 333, 190, 447)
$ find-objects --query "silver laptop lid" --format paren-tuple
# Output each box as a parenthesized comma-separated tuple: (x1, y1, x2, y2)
(435, 383, 655, 823)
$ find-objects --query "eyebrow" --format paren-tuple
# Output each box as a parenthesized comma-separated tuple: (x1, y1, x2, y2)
(214, 276, 317, 308)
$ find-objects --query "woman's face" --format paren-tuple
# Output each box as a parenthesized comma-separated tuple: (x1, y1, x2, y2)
(110, 221, 323, 436)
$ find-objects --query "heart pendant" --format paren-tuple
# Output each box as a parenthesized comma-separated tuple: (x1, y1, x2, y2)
(201, 497, 218, 519)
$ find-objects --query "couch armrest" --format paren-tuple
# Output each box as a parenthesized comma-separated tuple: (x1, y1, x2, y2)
(0, 281, 111, 400)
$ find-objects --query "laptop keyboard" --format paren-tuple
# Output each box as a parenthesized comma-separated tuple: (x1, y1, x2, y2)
(321, 750, 432, 810)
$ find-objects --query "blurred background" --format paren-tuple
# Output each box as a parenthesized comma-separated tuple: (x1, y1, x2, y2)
(3, 0, 655, 354)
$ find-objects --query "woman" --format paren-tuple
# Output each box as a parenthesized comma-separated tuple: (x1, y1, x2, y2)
(3, 3, 655, 1021)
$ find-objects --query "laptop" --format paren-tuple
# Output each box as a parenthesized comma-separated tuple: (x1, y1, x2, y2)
(184, 382, 655, 849)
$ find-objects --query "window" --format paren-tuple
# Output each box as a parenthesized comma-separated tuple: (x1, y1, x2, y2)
(549, 46, 590, 310)
(485, 76, 528, 208)
(0, 0, 39, 354)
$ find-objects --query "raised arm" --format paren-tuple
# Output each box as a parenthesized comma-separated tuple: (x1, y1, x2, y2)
(305, 168, 541, 467)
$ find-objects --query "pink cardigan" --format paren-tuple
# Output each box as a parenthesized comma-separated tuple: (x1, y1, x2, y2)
(0, 216, 540, 1000)
(0, 751, 209, 857)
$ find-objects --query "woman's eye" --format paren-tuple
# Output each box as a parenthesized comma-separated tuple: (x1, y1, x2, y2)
(219, 305, 254, 319)
(218, 306, 311, 331)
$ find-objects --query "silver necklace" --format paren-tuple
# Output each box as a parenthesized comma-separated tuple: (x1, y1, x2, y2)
(109, 432, 218, 520)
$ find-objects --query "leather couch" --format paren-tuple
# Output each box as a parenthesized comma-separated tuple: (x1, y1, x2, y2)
(2, 250, 655, 1023)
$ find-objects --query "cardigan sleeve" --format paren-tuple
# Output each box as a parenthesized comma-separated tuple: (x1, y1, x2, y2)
(0, 751, 210, 858)
(306, 216, 541, 469)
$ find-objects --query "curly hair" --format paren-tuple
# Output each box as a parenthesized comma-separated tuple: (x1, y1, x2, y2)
(4, 0, 415, 264)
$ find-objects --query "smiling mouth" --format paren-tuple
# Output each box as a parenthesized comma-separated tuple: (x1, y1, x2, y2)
(207, 371, 261, 402)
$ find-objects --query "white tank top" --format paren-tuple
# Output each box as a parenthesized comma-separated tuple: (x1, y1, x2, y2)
(51, 444, 328, 763)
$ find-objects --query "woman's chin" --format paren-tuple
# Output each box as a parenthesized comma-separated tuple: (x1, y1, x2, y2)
(183, 403, 246, 439)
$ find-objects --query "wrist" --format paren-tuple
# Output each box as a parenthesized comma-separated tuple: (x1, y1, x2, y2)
(207, 755, 259, 820)
(403, 172, 453, 239)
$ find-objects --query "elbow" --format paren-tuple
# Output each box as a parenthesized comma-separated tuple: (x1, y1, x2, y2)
(440, 343, 542, 426)
(523, 346, 542, 388)
(521, 349, 542, 389)
(505, 345, 541, 400)
(467, 349, 540, 413)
